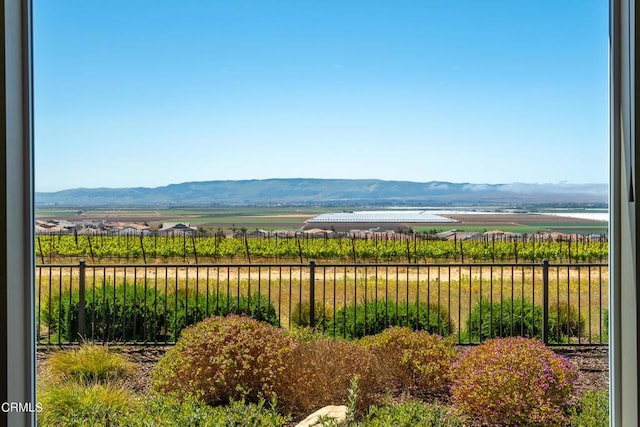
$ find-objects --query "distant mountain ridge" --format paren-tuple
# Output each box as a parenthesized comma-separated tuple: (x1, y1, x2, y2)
(35, 179, 608, 207)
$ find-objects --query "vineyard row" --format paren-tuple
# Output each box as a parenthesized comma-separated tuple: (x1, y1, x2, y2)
(35, 234, 609, 264)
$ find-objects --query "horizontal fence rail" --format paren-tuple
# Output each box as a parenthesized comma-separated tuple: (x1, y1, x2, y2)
(36, 260, 608, 346)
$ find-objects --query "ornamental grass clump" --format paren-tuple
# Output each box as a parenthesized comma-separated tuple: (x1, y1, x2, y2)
(450, 337, 578, 426)
(151, 314, 296, 406)
(41, 344, 135, 386)
(360, 327, 456, 397)
(38, 382, 137, 427)
(38, 345, 139, 427)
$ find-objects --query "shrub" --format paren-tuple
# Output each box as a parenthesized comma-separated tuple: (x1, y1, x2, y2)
(358, 401, 465, 427)
(287, 325, 327, 343)
(38, 386, 290, 427)
(42, 344, 135, 385)
(167, 290, 279, 340)
(152, 314, 295, 406)
(569, 390, 609, 427)
(465, 298, 541, 341)
(326, 301, 452, 339)
(275, 337, 381, 418)
(289, 301, 332, 329)
(360, 327, 456, 396)
(38, 382, 137, 427)
(42, 283, 171, 342)
(121, 393, 289, 427)
(601, 308, 609, 342)
(450, 337, 578, 426)
(465, 299, 585, 343)
(41, 282, 278, 342)
(548, 302, 586, 342)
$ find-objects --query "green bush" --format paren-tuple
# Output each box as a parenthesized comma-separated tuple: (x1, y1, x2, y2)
(289, 301, 333, 329)
(38, 386, 290, 427)
(569, 390, 609, 427)
(152, 314, 295, 406)
(167, 290, 279, 340)
(326, 301, 452, 339)
(121, 393, 289, 427)
(465, 298, 541, 341)
(601, 308, 609, 342)
(465, 299, 585, 343)
(275, 337, 380, 418)
(548, 302, 586, 343)
(41, 282, 278, 342)
(42, 283, 170, 342)
(358, 401, 465, 427)
(450, 337, 578, 426)
(287, 325, 328, 343)
(360, 327, 456, 396)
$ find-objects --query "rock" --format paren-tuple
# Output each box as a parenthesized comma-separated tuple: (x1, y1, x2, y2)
(295, 405, 348, 427)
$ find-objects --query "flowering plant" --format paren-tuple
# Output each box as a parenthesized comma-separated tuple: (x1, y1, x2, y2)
(450, 336, 578, 426)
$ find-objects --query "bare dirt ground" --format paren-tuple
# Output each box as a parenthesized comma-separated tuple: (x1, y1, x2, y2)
(554, 346, 609, 397)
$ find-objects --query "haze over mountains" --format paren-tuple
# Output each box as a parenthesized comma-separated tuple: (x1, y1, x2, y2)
(35, 179, 608, 207)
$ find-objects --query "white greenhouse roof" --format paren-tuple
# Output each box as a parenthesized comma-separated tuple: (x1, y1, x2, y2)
(308, 211, 457, 223)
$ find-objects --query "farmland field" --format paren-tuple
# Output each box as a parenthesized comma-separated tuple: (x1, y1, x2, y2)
(35, 206, 608, 264)
(35, 207, 609, 345)
(36, 206, 608, 234)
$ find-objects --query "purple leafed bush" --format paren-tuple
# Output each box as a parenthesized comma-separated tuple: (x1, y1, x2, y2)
(450, 336, 578, 426)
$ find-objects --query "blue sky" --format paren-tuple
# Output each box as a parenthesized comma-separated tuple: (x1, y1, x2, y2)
(34, 1, 609, 192)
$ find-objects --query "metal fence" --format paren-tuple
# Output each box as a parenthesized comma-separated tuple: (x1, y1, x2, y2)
(36, 260, 608, 346)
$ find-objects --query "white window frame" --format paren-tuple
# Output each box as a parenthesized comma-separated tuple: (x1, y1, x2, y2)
(610, 1, 639, 425)
(1, 0, 36, 426)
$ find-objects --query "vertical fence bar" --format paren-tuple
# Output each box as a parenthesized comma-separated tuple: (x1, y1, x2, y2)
(309, 260, 316, 328)
(364, 265, 368, 335)
(542, 259, 549, 344)
(78, 259, 86, 339)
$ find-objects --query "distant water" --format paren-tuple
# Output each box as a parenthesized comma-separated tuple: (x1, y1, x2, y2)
(395, 208, 609, 222)
(542, 212, 609, 222)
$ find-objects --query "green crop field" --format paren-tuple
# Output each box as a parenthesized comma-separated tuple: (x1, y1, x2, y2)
(34, 233, 608, 264)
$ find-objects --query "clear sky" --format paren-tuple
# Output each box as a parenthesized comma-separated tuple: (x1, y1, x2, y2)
(34, 1, 609, 192)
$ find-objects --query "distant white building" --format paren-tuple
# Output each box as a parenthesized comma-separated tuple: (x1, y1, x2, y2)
(104, 222, 151, 236)
(308, 210, 457, 224)
(158, 222, 198, 236)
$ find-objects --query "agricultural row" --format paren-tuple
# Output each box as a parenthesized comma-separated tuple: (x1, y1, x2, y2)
(35, 234, 608, 263)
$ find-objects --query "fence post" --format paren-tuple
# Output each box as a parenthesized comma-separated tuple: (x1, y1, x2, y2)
(309, 259, 316, 328)
(542, 258, 549, 344)
(78, 258, 86, 339)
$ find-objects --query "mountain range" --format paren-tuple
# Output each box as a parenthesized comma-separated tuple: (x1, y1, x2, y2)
(35, 179, 608, 207)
